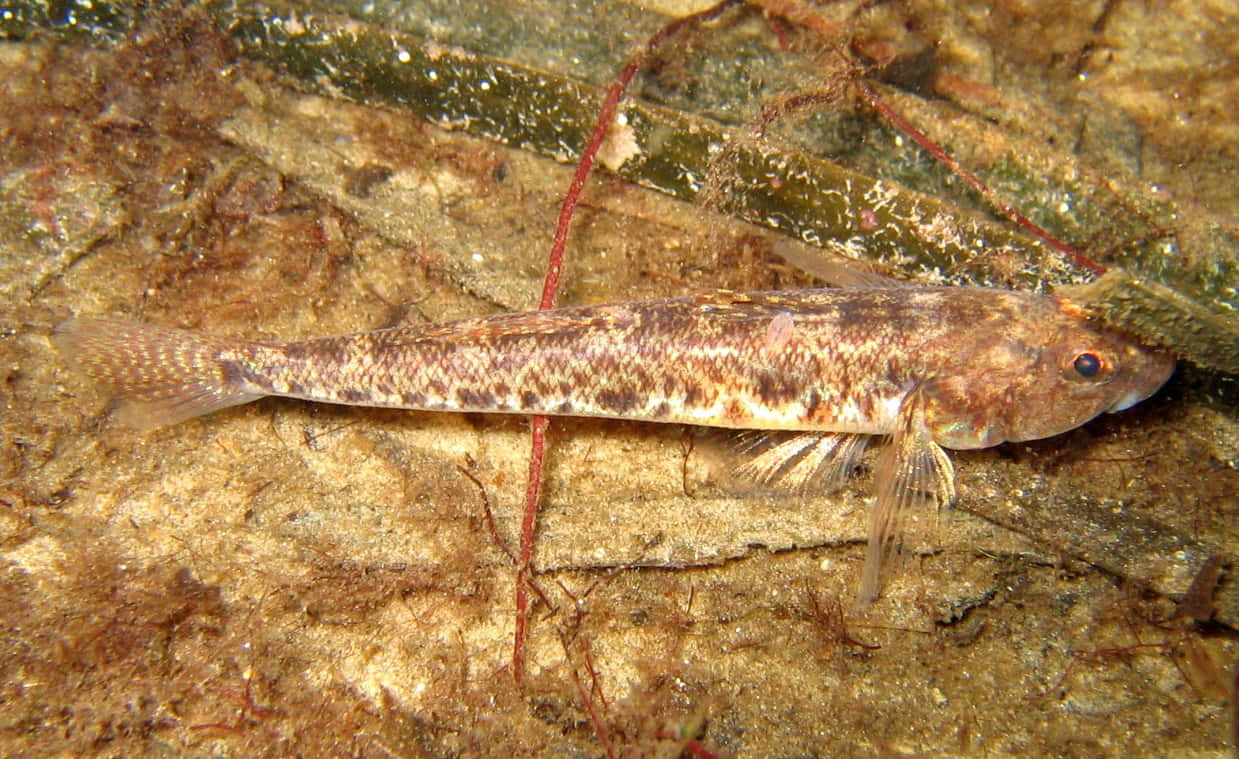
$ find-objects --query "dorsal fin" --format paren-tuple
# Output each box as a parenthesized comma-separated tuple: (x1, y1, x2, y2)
(773, 240, 906, 289)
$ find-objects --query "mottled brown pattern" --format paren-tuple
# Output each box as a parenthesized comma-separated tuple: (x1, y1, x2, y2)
(57, 286, 1174, 601)
(60, 287, 1173, 444)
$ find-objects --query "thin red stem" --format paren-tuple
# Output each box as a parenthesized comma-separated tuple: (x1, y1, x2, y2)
(572, 664, 618, 759)
(750, 0, 1108, 277)
(538, 0, 744, 311)
(656, 730, 726, 759)
(513, 0, 745, 687)
(512, 414, 547, 685)
(854, 81, 1107, 276)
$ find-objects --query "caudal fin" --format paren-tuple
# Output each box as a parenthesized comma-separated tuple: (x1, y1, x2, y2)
(55, 317, 263, 429)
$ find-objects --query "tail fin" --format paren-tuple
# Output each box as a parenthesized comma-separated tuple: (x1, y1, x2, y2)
(55, 317, 263, 429)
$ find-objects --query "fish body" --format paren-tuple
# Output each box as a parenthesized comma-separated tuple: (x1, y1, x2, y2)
(57, 287, 1174, 601)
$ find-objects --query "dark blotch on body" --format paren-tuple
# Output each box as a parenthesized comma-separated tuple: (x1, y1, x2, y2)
(337, 388, 371, 403)
(596, 388, 640, 414)
(683, 385, 703, 406)
(456, 388, 497, 409)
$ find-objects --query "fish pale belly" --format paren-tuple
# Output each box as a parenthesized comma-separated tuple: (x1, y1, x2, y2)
(496, 379, 915, 435)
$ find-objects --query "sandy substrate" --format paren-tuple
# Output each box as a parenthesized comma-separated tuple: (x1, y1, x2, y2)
(2, 3, 1236, 756)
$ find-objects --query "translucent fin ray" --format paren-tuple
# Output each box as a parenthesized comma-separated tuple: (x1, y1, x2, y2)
(772, 241, 907, 289)
(857, 385, 956, 605)
(732, 431, 867, 493)
(55, 317, 262, 429)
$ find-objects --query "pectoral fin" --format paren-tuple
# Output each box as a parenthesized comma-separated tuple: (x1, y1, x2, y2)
(858, 385, 956, 604)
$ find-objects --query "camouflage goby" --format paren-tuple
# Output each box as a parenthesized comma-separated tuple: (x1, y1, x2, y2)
(57, 286, 1174, 601)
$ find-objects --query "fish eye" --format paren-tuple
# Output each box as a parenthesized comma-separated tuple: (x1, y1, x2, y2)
(1062, 349, 1112, 382)
(1073, 352, 1102, 377)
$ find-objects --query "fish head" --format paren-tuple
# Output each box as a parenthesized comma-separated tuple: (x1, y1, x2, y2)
(924, 297, 1175, 450)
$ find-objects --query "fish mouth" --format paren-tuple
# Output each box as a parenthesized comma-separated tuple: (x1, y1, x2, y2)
(1107, 355, 1176, 412)
(1108, 389, 1150, 413)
